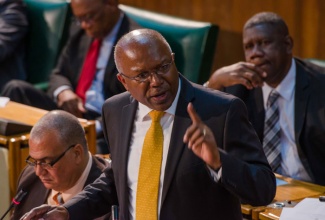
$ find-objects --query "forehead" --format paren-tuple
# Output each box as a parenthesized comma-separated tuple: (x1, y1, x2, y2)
(71, 0, 102, 15)
(243, 24, 281, 43)
(119, 39, 171, 67)
(29, 130, 63, 158)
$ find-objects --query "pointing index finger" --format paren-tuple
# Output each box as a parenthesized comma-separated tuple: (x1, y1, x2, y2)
(187, 102, 201, 124)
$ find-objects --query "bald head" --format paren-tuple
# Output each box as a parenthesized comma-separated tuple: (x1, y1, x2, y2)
(114, 28, 179, 111)
(30, 110, 87, 152)
(244, 12, 289, 36)
(114, 29, 172, 72)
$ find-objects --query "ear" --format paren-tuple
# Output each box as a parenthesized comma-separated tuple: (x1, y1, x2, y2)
(117, 74, 129, 91)
(72, 144, 84, 164)
(284, 35, 293, 54)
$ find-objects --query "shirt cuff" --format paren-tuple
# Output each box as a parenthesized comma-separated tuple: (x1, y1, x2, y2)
(95, 120, 102, 134)
(207, 165, 222, 182)
(53, 85, 72, 103)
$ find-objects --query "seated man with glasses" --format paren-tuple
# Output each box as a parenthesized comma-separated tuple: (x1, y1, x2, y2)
(1, 0, 141, 154)
(11, 110, 111, 220)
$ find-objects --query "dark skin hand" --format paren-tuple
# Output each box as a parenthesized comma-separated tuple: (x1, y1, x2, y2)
(57, 89, 86, 118)
(208, 62, 267, 90)
(183, 102, 221, 170)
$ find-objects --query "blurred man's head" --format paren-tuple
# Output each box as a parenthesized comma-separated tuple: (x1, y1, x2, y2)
(27, 110, 89, 192)
(243, 12, 293, 87)
(71, 0, 120, 39)
(115, 29, 179, 111)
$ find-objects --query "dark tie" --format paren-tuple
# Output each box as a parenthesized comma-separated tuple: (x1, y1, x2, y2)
(76, 39, 102, 102)
(263, 90, 281, 172)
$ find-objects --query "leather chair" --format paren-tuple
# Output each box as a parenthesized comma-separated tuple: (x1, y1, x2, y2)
(306, 58, 325, 68)
(119, 4, 219, 84)
(23, 0, 71, 90)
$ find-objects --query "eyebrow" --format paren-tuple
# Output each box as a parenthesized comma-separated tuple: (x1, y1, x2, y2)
(130, 59, 170, 73)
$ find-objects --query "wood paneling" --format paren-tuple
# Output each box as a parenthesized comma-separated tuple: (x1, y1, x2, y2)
(120, 0, 325, 77)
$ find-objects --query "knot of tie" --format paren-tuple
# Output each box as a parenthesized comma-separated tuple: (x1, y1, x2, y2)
(53, 192, 64, 205)
(267, 90, 280, 108)
(149, 110, 164, 122)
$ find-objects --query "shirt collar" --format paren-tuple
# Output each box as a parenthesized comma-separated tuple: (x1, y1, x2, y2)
(262, 58, 296, 107)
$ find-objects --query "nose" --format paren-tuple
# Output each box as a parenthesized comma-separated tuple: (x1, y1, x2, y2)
(34, 164, 47, 177)
(80, 20, 91, 30)
(250, 44, 264, 58)
(149, 72, 163, 85)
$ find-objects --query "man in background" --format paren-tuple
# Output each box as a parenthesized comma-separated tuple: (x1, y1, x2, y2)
(0, 0, 28, 91)
(11, 110, 110, 220)
(21, 29, 275, 220)
(206, 12, 325, 185)
(2, 0, 140, 153)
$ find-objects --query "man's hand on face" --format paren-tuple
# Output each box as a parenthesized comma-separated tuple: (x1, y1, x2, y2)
(207, 62, 267, 90)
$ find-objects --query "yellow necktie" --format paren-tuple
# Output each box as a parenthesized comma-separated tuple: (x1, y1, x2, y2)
(136, 110, 164, 220)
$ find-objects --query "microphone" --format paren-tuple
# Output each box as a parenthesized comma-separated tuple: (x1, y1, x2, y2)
(0, 189, 28, 220)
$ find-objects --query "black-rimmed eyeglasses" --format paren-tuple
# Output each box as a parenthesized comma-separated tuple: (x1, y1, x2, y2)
(26, 144, 76, 169)
(119, 56, 174, 83)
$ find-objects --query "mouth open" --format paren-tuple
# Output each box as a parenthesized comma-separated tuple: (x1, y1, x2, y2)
(151, 91, 167, 103)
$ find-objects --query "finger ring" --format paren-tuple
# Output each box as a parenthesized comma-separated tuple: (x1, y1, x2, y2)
(202, 128, 206, 137)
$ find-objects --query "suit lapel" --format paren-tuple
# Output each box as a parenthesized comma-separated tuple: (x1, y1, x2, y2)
(118, 96, 137, 220)
(161, 76, 194, 205)
(251, 88, 265, 141)
(294, 60, 314, 178)
(294, 61, 310, 142)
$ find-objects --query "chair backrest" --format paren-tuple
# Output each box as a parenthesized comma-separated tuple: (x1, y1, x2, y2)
(306, 58, 325, 68)
(24, 0, 71, 89)
(119, 4, 219, 84)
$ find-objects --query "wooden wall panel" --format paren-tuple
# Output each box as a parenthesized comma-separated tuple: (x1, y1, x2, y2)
(120, 0, 325, 77)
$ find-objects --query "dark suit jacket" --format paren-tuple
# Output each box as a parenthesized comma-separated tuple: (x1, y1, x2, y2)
(224, 58, 325, 185)
(64, 75, 276, 220)
(0, 0, 28, 91)
(11, 155, 109, 220)
(47, 14, 140, 120)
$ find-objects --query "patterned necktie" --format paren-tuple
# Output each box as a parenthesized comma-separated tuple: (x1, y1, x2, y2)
(53, 192, 64, 205)
(136, 110, 164, 220)
(76, 38, 102, 102)
(263, 90, 281, 172)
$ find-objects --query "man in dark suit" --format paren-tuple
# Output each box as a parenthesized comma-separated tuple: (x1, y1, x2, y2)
(11, 110, 110, 220)
(21, 29, 275, 220)
(0, 0, 28, 91)
(2, 0, 140, 153)
(205, 12, 325, 185)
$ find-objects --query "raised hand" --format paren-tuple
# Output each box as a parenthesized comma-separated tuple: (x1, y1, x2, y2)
(183, 102, 221, 170)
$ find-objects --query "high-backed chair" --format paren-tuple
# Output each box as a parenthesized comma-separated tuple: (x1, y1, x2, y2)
(119, 5, 219, 84)
(23, 0, 71, 90)
(306, 58, 325, 68)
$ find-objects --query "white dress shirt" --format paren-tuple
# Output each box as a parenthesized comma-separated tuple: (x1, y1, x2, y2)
(127, 79, 181, 220)
(262, 58, 311, 182)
